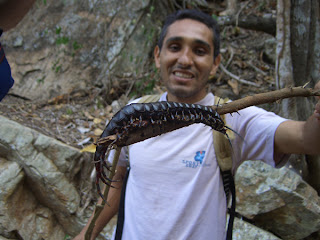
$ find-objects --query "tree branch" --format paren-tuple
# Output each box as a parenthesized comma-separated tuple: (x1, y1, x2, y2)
(218, 14, 276, 36)
(214, 87, 319, 115)
(219, 63, 261, 87)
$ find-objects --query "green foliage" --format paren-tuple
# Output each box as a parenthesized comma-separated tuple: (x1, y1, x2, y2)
(258, 1, 267, 11)
(56, 36, 70, 45)
(55, 26, 70, 45)
(52, 59, 62, 73)
(66, 108, 73, 115)
(130, 64, 159, 97)
(50, 26, 83, 75)
(211, 14, 218, 21)
(55, 26, 62, 35)
(37, 76, 45, 84)
(64, 234, 71, 240)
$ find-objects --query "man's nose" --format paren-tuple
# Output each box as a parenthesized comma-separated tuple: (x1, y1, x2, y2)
(177, 48, 193, 67)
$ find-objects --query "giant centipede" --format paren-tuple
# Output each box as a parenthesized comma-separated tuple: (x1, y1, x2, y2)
(94, 101, 233, 200)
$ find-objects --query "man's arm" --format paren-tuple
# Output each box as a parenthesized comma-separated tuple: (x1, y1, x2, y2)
(73, 165, 127, 240)
(0, 0, 35, 31)
(274, 82, 320, 160)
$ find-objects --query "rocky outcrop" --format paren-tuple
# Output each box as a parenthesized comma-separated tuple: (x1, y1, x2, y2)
(1, 0, 164, 101)
(236, 160, 320, 239)
(0, 115, 83, 239)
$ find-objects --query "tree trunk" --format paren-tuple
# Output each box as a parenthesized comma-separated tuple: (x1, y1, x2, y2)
(291, 0, 320, 194)
(276, 0, 320, 193)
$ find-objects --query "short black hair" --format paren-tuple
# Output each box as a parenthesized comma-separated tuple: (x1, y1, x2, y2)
(157, 9, 220, 59)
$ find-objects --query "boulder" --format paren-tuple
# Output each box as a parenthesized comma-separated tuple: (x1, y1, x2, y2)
(1, 0, 164, 101)
(0, 115, 83, 238)
(236, 160, 320, 239)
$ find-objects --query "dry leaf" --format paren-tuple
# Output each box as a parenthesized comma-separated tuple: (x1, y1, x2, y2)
(80, 143, 96, 153)
(93, 118, 102, 124)
(84, 111, 94, 120)
(94, 128, 103, 136)
(227, 79, 239, 95)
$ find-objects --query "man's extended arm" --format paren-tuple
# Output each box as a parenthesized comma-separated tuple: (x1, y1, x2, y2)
(274, 82, 320, 159)
(73, 165, 127, 240)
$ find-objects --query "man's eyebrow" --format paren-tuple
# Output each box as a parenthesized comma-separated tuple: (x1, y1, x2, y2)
(165, 36, 183, 45)
(194, 39, 211, 50)
(165, 37, 211, 50)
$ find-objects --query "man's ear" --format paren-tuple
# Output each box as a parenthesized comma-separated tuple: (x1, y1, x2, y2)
(154, 45, 161, 68)
(210, 54, 221, 76)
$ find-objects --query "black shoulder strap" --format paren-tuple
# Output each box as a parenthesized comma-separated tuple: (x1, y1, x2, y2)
(114, 167, 130, 240)
(222, 170, 236, 240)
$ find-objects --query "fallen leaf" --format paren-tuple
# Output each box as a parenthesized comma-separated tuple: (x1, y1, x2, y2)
(84, 111, 94, 120)
(80, 143, 96, 153)
(94, 128, 103, 136)
(93, 118, 102, 124)
(227, 79, 239, 95)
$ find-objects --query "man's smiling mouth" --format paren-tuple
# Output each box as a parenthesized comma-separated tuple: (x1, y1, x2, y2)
(173, 71, 194, 79)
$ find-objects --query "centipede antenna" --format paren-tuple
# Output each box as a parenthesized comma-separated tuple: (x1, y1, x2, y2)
(217, 97, 222, 107)
(225, 132, 235, 156)
(225, 126, 245, 143)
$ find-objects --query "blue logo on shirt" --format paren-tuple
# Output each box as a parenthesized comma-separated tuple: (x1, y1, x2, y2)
(194, 151, 206, 164)
(182, 151, 206, 168)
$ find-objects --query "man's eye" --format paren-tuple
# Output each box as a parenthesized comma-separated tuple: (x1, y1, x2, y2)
(168, 44, 180, 52)
(194, 48, 206, 56)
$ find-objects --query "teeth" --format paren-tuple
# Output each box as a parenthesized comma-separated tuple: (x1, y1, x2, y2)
(174, 72, 193, 79)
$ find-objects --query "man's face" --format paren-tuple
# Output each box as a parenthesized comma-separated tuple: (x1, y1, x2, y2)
(154, 19, 220, 103)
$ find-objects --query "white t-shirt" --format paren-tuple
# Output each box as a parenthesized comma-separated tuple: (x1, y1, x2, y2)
(110, 92, 287, 240)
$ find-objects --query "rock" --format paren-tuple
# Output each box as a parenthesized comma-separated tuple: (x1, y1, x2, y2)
(0, 115, 85, 238)
(0, 158, 66, 240)
(263, 38, 276, 64)
(232, 216, 281, 240)
(236, 160, 320, 239)
(1, 0, 165, 101)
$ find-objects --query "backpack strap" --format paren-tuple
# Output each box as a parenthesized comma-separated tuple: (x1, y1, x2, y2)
(115, 166, 130, 240)
(137, 94, 161, 103)
(213, 96, 235, 240)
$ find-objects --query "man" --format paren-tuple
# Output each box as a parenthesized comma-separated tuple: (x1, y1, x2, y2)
(74, 9, 320, 240)
(0, 0, 35, 101)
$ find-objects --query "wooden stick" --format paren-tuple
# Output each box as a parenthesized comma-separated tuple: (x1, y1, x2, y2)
(214, 87, 320, 115)
(85, 147, 122, 240)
